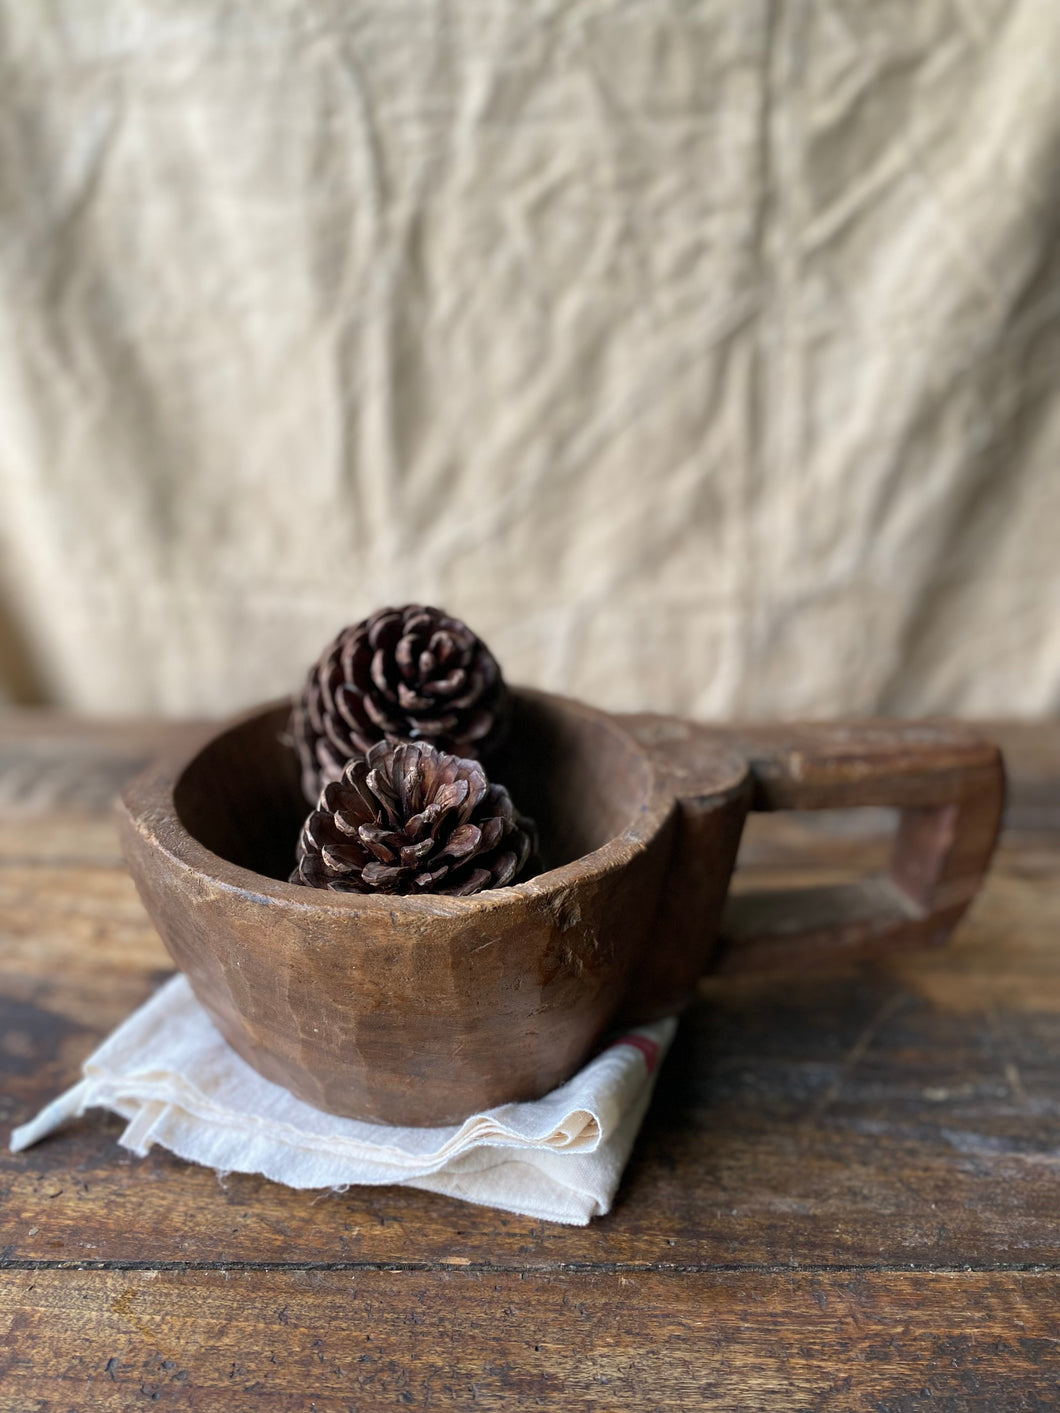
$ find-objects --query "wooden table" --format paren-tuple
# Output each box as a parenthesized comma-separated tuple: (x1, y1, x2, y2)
(2, 714, 1059, 1410)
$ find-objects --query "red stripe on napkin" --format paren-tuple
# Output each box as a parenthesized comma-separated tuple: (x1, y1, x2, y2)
(606, 1033, 660, 1074)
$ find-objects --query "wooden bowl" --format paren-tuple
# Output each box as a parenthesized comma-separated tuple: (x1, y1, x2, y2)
(118, 689, 1004, 1125)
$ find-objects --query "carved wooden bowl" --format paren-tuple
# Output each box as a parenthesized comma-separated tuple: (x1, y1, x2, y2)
(118, 689, 1004, 1126)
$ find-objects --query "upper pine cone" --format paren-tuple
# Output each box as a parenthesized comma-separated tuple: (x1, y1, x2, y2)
(291, 605, 509, 803)
(290, 739, 535, 896)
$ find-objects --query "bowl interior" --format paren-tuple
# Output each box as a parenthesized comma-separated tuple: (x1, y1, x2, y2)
(172, 690, 653, 884)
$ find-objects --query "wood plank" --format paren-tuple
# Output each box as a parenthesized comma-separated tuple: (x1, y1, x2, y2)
(1, 1268, 1059, 1411)
(981, 718, 1060, 831)
(0, 715, 208, 814)
(0, 712, 1051, 829)
(0, 711, 209, 752)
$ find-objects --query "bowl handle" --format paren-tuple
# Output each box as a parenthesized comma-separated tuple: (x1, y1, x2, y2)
(710, 721, 1005, 974)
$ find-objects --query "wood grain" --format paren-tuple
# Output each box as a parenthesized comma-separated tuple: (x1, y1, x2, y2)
(2, 1269, 1059, 1411)
(0, 714, 1058, 1409)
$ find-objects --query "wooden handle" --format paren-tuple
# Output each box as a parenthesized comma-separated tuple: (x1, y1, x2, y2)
(714, 721, 1005, 975)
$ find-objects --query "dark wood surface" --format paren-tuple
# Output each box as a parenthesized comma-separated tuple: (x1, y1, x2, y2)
(1, 711, 1059, 1410)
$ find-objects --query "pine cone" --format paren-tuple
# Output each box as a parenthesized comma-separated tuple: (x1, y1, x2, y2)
(291, 605, 508, 803)
(290, 739, 535, 896)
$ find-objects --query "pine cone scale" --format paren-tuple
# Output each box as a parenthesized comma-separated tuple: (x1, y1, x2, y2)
(490, 853, 519, 887)
(368, 611, 403, 651)
(449, 867, 490, 896)
(333, 686, 370, 733)
(440, 823, 481, 861)
(400, 837, 435, 866)
(394, 684, 427, 711)
(361, 861, 402, 887)
(369, 650, 392, 696)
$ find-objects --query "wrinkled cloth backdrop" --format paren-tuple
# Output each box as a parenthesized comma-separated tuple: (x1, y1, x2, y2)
(0, 1, 1057, 720)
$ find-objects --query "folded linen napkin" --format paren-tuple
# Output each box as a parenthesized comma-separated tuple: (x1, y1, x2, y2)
(10, 975, 676, 1225)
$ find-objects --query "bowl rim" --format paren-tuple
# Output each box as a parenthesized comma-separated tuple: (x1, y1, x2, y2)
(119, 686, 677, 915)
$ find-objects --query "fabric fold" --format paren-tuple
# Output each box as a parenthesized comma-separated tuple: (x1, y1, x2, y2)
(11, 974, 676, 1225)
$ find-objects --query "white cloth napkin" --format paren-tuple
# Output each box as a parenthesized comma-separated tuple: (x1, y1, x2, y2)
(10, 975, 676, 1225)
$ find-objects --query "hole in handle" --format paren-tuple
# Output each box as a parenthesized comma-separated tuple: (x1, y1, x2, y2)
(717, 801, 975, 975)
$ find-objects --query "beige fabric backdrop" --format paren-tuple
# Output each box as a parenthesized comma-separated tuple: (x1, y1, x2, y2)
(0, 1, 1057, 721)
